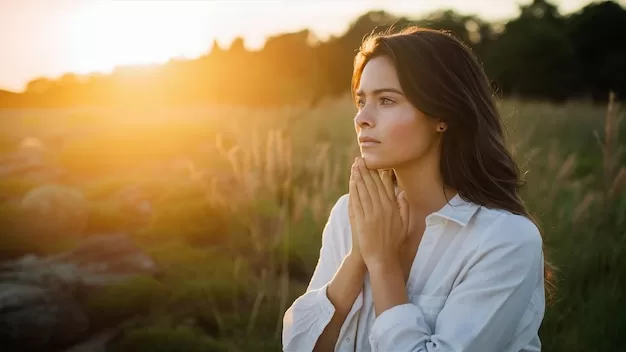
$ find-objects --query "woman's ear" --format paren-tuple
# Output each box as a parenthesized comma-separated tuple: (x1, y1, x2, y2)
(436, 122, 447, 132)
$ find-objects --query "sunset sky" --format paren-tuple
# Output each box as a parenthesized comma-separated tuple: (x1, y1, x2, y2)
(0, 0, 615, 92)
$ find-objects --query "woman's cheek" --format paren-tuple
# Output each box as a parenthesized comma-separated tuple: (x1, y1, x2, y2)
(387, 109, 419, 143)
(383, 115, 415, 154)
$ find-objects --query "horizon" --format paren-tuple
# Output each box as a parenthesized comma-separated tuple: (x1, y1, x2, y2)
(0, 0, 616, 93)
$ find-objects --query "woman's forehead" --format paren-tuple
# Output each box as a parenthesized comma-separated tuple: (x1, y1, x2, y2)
(358, 57, 401, 93)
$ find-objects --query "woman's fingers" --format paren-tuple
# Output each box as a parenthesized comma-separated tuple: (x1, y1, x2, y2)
(349, 172, 363, 218)
(369, 168, 390, 204)
(353, 161, 373, 214)
(356, 158, 380, 208)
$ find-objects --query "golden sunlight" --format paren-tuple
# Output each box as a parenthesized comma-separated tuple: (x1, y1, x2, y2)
(67, 1, 225, 74)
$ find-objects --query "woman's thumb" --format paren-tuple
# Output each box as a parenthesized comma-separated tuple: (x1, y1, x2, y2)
(397, 191, 409, 231)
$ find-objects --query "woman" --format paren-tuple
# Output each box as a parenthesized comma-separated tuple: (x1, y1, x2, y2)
(282, 26, 546, 352)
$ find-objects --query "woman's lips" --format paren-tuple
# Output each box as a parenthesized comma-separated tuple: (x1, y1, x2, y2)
(358, 136, 381, 146)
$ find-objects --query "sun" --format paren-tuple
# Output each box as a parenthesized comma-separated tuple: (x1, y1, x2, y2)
(67, 1, 222, 75)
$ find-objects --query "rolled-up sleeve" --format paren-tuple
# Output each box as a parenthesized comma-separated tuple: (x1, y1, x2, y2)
(282, 194, 349, 351)
(369, 213, 545, 352)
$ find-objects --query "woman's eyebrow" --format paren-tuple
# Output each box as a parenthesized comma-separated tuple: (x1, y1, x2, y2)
(355, 88, 405, 96)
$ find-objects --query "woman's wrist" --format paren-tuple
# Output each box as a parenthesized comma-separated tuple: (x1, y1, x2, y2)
(365, 256, 402, 277)
(366, 257, 409, 316)
(345, 250, 367, 273)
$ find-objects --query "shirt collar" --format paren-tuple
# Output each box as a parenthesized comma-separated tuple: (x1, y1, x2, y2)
(429, 193, 481, 227)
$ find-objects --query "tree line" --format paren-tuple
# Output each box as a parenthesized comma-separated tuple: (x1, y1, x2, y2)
(1, 0, 625, 108)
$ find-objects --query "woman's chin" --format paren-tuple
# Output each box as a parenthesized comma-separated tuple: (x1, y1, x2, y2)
(360, 154, 391, 170)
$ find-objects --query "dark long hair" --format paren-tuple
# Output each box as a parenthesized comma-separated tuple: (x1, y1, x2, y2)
(351, 26, 555, 298)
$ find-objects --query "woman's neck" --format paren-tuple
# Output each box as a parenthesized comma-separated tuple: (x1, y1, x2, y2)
(394, 152, 456, 220)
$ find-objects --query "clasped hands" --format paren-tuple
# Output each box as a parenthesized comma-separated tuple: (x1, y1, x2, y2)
(348, 156, 410, 271)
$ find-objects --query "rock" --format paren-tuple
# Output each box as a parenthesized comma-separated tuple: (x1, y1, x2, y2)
(0, 233, 160, 351)
(62, 327, 122, 352)
(1, 233, 159, 289)
(17, 184, 89, 251)
(0, 283, 88, 351)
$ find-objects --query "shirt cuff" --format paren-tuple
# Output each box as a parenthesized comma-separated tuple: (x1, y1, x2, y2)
(307, 283, 336, 344)
(369, 303, 430, 350)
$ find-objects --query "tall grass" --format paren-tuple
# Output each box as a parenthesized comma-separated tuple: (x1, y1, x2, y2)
(191, 94, 626, 350)
(194, 125, 352, 338)
(0, 95, 624, 351)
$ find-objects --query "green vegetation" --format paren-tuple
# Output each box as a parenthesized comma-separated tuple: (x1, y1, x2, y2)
(0, 95, 624, 351)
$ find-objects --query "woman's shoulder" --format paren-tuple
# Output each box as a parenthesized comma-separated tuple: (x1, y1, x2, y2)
(470, 205, 543, 254)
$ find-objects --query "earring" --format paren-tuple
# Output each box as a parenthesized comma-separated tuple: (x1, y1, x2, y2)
(438, 125, 445, 132)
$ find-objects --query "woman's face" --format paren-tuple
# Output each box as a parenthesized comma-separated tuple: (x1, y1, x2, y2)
(354, 55, 443, 170)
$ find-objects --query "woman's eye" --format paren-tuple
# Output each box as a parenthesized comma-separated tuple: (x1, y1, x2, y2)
(380, 97, 394, 105)
(356, 99, 365, 108)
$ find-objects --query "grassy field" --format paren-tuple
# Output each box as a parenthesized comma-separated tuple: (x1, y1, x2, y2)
(0, 94, 625, 351)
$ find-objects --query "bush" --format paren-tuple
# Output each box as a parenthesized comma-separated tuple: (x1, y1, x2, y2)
(83, 276, 167, 327)
(274, 208, 324, 283)
(146, 198, 235, 247)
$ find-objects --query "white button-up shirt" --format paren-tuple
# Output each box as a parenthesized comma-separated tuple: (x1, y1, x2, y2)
(282, 193, 545, 352)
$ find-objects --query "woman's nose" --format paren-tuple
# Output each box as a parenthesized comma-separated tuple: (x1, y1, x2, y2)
(354, 110, 374, 128)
